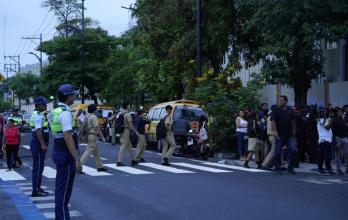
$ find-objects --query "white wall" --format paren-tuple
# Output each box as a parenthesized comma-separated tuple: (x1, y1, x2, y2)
(259, 81, 348, 107)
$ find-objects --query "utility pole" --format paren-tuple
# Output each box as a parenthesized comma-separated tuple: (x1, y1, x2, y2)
(81, 0, 85, 104)
(196, 0, 202, 76)
(22, 34, 42, 74)
(4, 55, 20, 75)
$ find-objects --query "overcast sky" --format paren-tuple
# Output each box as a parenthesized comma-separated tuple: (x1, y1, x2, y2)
(0, 0, 136, 76)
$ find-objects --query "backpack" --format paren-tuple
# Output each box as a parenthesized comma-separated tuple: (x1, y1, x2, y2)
(78, 115, 90, 143)
(156, 116, 168, 140)
(115, 113, 125, 134)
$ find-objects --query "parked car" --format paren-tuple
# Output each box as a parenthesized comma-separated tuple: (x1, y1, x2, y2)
(145, 100, 209, 156)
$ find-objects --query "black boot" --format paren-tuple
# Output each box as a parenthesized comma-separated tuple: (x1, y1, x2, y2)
(256, 162, 262, 169)
(244, 161, 250, 168)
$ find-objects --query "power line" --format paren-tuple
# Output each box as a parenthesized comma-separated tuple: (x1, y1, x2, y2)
(33, 10, 51, 36)
(41, 14, 56, 36)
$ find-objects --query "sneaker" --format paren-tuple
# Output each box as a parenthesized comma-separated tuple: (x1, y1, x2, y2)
(139, 158, 146, 163)
(116, 162, 126, 167)
(336, 170, 344, 176)
(97, 167, 108, 172)
(39, 188, 49, 195)
(244, 161, 250, 168)
(131, 160, 138, 166)
(31, 191, 48, 197)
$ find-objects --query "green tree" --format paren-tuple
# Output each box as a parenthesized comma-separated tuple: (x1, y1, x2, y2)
(39, 27, 116, 103)
(236, 0, 348, 105)
(8, 72, 41, 108)
(132, 0, 237, 98)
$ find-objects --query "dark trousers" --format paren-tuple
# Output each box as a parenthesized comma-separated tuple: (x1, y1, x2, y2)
(236, 131, 248, 158)
(53, 150, 76, 220)
(30, 138, 47, 193)
(317, 141, 332, 171)
(6, 144, 21, 169)
(275, 137, 296, 170)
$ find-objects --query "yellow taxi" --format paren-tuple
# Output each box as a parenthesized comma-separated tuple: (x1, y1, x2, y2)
(70, 104, 115, 129)
(145, 100, 209, 148)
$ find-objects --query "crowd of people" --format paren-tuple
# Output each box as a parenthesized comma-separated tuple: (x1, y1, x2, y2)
(235, 95, 348, 175)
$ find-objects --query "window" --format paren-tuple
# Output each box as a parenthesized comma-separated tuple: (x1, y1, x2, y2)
(173, 106, 206, 121)
(159, 108, 166, 119)
(148, 109, 155, 120)
(153, 108, 161, 121)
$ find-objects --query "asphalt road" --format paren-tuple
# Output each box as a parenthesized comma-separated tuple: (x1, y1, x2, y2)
(1, 133, 348, 220)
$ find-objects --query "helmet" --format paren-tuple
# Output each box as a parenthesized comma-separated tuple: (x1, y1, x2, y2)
(34, 96, 48, 105)
(57, 84, 79, 96)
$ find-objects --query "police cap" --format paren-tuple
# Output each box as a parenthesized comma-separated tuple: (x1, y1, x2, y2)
(57, 84, 79, 96)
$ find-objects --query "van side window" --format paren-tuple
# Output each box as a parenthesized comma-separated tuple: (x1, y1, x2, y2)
(148, 109, 155, 120)
(160, 108, 166, 119)
(157, 108, 163, 120)
(153, 108, 160, 120)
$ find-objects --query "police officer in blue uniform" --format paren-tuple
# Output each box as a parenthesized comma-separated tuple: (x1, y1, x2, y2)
(51, 84, 82, 220)
(30, 96, 50, 197)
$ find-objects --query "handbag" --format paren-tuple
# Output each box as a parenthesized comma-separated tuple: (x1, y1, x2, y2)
(199, 122, 208, 143)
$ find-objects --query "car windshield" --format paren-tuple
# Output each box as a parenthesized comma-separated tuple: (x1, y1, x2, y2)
(173, 106, 206, 122)
(96, 109, 113, 118)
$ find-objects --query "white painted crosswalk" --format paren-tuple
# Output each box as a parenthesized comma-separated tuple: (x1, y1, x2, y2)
(43, 166, 57, 178)
(140, 163, 194, 174)
(202, 162, 270, 173)
(172, 163, 232, 173)
(0, 169, 26, 181)
(82, 165, 112, 176)
(43, 210, 82, 219)
(30, 196, 55, 201)
(104, 164, 153, 175)
(22, 145, 30, 150)
(35, 203, 71, 209)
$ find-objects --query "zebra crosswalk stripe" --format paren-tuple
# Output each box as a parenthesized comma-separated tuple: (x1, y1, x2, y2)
(172, 163, 233, 173)
(30, 196, 55, 201)
(140, 163, 194, 174)
(36, 203, 71, 209)
(43, 210, 81, 219)
(43, 166, 57, 178)
(104, 164, 153, 175)
(0, 169, 26, 181)
(82, 165, 112, 176)
(202, 162, 270, 173)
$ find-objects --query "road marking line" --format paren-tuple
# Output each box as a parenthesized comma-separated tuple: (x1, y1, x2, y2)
(24, 190, 54, 195)
(140, 163, 194, 174)
(104, 164, 153, 175)
(36, 203, 71, 209)
(20, 186, 47, 191)
(43, 167, 57, 178)
(16, 182, 32, 186)
(31, 196, 55, 201)
(202, 162, 270, 173)
(22, 145, 30, 150)
(0, 169, 26, 181)
(82, 165, 112, 176)
(172, 162, 232, 173)
(43, 210, 82, 218)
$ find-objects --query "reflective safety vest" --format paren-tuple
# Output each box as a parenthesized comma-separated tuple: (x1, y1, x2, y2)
(9, 116, 23, 127)
(29, 110, 49, 133)
(50, 106, 77, 138)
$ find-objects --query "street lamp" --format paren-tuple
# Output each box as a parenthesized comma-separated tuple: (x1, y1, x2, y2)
(28, 51, 42, 75)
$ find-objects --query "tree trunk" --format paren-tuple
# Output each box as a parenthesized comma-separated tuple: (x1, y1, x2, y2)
(293, 82, 309, 106)
(92, 93, 98, 105)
